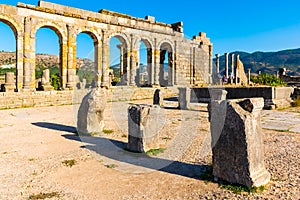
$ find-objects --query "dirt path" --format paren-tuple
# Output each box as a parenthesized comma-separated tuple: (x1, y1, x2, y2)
(0, 102, 299, 199)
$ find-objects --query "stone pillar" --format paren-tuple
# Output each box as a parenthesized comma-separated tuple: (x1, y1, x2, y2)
(129, 34, 136, 86)
(148, 48, 154, 85)
(153, 89, 164, 106)
(16, 34, 24, 91)
(23, 17, 35, 90)
(248, 68, 251, 85)
(168, 52, 174, 86)
(235, 55, 239, 85)
(41, 69, 53, 91)
(215, 54, 220, 74)
(66, 25, 76, 89)
(4, 72, 15, 92)
(117, 44, 124, 77)
(154, 48, 160, 85)
(210, 97, 271, 187)
(225, 53, 229, 78)
(101, 31, 109, 88)
(231, 54, 235, 79)
(178, 87, 191, 109)
(127, 104, 160, 152)
(94, 42, 102, 87)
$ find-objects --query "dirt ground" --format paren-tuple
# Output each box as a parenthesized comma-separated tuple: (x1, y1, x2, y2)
(0, 99, 299, 199)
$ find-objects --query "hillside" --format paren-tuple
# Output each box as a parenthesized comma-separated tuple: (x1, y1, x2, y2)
(0, 52, 94, 70)
(216, 48, 300, 76)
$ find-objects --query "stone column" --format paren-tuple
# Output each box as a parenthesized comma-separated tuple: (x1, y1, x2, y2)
(16, 34, 24, 91)
(215, 54, 220, 74)
(225, 53, 229, 78)
(235, 55, 240, 85)
(248, 68, 251, 85)
(117, 44, 124, 77)
(148, 48, 154, 85)
(210, 97, 271, 187)
(171, 52, 175, 86)
(129, 34, 136, 86)
(154, 48, 160, 85)
(66, 25, 76, 89)
(127, 104, 160, 152)
(178, 87, 191, 109)
(4, 72, 15, 92)
(101, 31, 109, 88)
(23, 17, 35, 90)
(94, 41, 102, 87)
(41, 69, 53, 91)
(231, 54, 235, 79)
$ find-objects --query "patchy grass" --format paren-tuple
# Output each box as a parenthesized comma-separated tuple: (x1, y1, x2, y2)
(105, 164, 117, 169)
(220, 183, 267, 194)
(102, 129, 114, 134)
(291, 98, 300, 107)
(28, 192, 60, 200)
(146, 148, 165, 156)
(62, 159, 77, 167)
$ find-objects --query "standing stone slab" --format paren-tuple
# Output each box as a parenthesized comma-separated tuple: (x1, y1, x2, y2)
(210, 96, 270, 187)
(153, 89, 164, 106)
(77, 87, 107, 135)
(178, 87, 191, 109)
(127, 104, 160, 153)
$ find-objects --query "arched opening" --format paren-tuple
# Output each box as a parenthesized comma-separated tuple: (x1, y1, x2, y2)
(109, 35, 128, 86)
(76, 32, 97, 89)
(0, 21, 17, 91)
(159, 42, 173, 87)
(138, 39, 152, 86)
(35, 27, 62, 90)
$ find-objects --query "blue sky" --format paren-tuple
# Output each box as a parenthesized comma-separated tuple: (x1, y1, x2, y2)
(1, 0, 300, 59)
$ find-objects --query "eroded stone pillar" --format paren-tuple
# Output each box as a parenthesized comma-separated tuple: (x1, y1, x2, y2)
(153, 89, 164, 106)
(101, 32, 109, 88)
(41, 69, 53, 91)
(178, 87, 191, 109)
(94, 42, 102, 87)
(210, 96, 271, 187)
(154, 48, 160, 85)
(4, 72, 15, 92)
(127, 104, 160, 152)
(215, 54, 220, 74)
(248, 68, 251, 85)
(231, 53, 235, 79)
(225, 53, 229, 78)
(16, 34, 24, 91)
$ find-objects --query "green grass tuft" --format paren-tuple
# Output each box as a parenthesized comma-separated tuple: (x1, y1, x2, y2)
(146, 148, 165, 156)
(62, 159, 77, 167)
(28, 192, 60, 200)
(220, 183, 267, 194)
(105, 164, 117, 168)
(102, 129, 113, 134)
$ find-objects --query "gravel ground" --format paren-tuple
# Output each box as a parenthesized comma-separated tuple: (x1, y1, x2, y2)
(0, 100, 299, 199)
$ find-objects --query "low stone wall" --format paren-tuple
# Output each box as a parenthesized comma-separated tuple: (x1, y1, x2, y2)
(191, 86, 294, 109)
(0, 87, 178, 110)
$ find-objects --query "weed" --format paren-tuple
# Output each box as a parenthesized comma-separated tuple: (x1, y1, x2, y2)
(32, 171, 37, 176)
(162, 137, 171, 141)
(28, 192, 60, 200)
(2, 151, 8, 154)
(291, 97, 300, 107)
(103, 129, 113, 134)
(220, 183, 266, 194)
(121, 134, 127, 138)
(105, 164, 117, 168)
(146, 148, 165, 156)
(28, 158, 35, 161)
(62, 159, 77, 167)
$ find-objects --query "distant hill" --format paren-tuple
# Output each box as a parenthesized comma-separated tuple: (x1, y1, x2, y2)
(216, 48, 300, 76)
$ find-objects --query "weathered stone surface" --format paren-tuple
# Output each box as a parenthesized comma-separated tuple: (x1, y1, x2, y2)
(77, 87, 107, 135)
(4, 72, 15, 92)
(153, 89, 164, 106)
(127, 104, 160, 153)
(210, 96, 270, 187)
(178, 87, 191, 109)
(41, 69, 54, 91)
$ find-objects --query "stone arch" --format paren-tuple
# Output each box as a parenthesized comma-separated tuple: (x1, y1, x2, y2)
(107, 32, 131, 86)
(0, 15, 23, 91)
(158, 40, 175, 86)
(34, 22, 67, 90)
(75, 29, 102, 88)
(134, 36, 154, 86)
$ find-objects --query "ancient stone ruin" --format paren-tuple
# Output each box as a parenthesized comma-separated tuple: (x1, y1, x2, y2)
(127, 104, 161, 153)
(209, 90, 270, 187)
(178, 87, 191, 109)
(153, 89, 164, 106)
(77, 87, 107, 135)
(3, 72, 15, 92)
(0, 1, 212, 91)
(41, 69, 54, 91)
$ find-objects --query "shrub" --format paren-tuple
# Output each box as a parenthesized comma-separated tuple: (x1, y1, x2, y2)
(250, 73, 286, 86)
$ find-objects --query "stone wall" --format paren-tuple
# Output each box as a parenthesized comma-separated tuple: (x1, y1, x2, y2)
(0, 87, 177, 110)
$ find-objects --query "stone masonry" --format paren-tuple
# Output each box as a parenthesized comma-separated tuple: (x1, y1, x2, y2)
(0, 1, 213, 91)
(209, 93, 271, 187)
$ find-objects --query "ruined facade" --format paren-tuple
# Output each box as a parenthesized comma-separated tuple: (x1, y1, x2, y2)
(0, 1, 213, 91)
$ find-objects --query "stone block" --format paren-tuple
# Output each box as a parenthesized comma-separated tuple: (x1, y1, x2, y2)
(127, 104, 161, 153)
(77, 87, 107, 135)
(153, 88, 164, 106)
(210, 96, 270, 187)
(178, 87, 190, 109)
